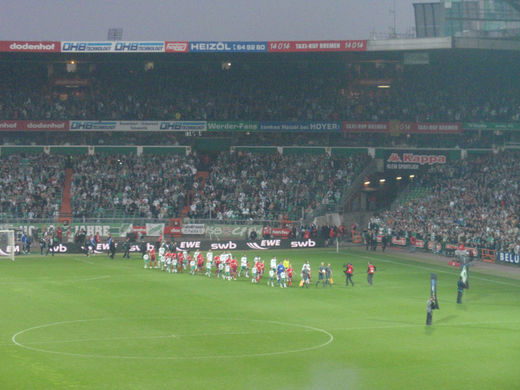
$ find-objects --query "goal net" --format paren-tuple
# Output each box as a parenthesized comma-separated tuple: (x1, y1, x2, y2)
(0, 230, 15, 261)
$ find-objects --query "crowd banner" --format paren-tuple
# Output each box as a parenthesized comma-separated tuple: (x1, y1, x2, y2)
(1, 222, 263, 241)
(258, 121, 341, 132)
(0, 121, 69, 131)
(428, 241, 442, 252)
(69, 120, 207, 132)
(61, 41, 164, 53)
(391, 237, 407, 246)
(270, 228, 291, 239)
(205, 224, 263, 240)
(189, 41, 268, 52)
(342, 121, 461, 134)
(207, 121, 259, 131)
(0, 41, 60, 52)
(497, 252, 520, 265)
(268, 40, 367, 52)
(145, 223, 165, 236)
(181, 224, 206, 235)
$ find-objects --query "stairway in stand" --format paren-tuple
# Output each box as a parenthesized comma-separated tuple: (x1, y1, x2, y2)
(58, 168, 73, 223)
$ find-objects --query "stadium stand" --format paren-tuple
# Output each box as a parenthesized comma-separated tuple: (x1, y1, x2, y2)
(378, 152, 520, 252)
(187, 151, 370, 220)
(69, 154, 198, 219)
(1, 60, 520, 123)
(0, 154, 65, 219)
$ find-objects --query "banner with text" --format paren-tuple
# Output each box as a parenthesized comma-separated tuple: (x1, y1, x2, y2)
(258, 121, 341, 132)
(463, 122, 520, 131)
(181, 224, 206, 235)
(189, 41, 268, 52)
(145, 223, 165, 236)
(497, 252, 520, 265)
(383, 150, 451, 171)
(268, 40, 367, 52)
(165, 42, 189, 53)
(205, 224, 263, 240)
(61, 41, 164, 53)
(207, 121, 259, 131)
(342, 121, 461, 134)
(0, 121, 69, 131)
(0, 41, 60, 52)
(69, 120, 206, 132)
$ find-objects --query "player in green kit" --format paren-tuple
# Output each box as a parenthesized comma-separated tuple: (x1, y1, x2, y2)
(268, 269, 276, 287)
(143, 254, 150, 269)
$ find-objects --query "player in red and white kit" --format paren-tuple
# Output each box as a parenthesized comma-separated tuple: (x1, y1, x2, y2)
(213, 255, 219, 278)
(287, 264, 294, 287)
(149, 247, 157, 269)
(177, 251, 184, 273)
(230, 256, 238, 280)
(171, 252, 178, 273)
(255, 259, 264, 283)
(197, 251, 204, 275)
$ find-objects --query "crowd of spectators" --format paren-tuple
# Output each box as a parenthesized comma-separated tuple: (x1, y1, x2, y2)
(188, 151, 370, 220)
(0, 154, 64, 219)
(2, 59, 520, 123)
(70, 154, 198, 219)
(377, 152, 520, 252)
(1, 148, 369, 222)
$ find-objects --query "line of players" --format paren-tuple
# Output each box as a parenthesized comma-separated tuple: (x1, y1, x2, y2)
(143, 243, 301, 287)
(142, 243, 375, 288)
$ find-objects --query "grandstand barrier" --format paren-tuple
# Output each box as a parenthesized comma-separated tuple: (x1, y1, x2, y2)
(481, 249, 496, 263)
(13, 238, 326, 255)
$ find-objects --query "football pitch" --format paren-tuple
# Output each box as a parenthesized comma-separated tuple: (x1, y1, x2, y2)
(0, 247, 519, 390)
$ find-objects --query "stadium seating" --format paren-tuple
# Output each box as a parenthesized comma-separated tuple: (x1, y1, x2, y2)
(378, 152, 520, 252)
(2, 61, 520, 123)
(0, 154, 65, 219)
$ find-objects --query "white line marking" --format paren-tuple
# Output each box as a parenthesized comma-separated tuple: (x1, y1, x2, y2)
(15, 329, 314, 346)
(10, 317, 334, 360)
(0, 275, 110, 285)
(327, 320, 520, 332)
(351, 251, 520, 288)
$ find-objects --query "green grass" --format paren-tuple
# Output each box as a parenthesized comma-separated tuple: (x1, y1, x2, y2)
(0, 248, 519, 390)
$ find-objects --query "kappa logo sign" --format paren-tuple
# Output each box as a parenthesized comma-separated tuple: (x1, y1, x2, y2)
(290, 239, 316, 248)
(247, 240, 282, 250)
(387, 153, 446, 165)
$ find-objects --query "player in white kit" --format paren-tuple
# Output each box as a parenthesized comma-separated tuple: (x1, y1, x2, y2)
(205, 250, 213, 277)
(239, 255, 248, 277)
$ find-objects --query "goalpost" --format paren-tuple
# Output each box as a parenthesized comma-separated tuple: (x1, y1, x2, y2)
(0, 230, 15, 261)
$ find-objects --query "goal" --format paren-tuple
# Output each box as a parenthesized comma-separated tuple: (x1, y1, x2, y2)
(0, 230, 15, 261)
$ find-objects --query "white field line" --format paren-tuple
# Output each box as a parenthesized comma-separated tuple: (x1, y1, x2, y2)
(8, 318, 334, 360)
